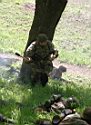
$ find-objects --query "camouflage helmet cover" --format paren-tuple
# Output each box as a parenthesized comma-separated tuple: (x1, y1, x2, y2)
(65, 97, 79, 109)
(37, 33, 48, 42)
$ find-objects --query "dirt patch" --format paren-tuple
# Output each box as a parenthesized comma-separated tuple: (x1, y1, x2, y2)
(0, 53, 91, 80)
(53, 59, 91, 79)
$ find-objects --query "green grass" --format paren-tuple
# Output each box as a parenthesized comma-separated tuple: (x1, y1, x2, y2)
(0, 0, 91, 124)
(0, 0, 34, 54)
(59, 48, 91, 66)
(53, 1, 91, 66)
(2, 0, 35, 4)
(0, 77, 91, 124)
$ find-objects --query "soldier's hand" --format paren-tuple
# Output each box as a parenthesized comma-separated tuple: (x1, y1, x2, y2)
(24, 57, 32, 63)
(53, 50, 58, 58)
(50, 55, 56, 61)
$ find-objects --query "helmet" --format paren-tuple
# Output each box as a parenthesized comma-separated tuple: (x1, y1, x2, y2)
(65, 97, 79, 109)
(37, 33, 48, 42)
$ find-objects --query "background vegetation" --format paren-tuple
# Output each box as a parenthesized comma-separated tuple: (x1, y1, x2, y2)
(0, 0, 91, 124)
(0, 0, 91, 66)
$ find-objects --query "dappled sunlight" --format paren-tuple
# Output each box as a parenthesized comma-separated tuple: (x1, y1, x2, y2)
(0, 0, 91, 124)
(0, 73, 91, 124)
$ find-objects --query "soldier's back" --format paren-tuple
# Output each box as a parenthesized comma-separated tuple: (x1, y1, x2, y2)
(59, 117, 88, 125)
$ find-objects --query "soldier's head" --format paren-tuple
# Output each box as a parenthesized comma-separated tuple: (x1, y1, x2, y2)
(37, 33, 48, 46)
(51, 94, 62, 103)
(82, 107, 91, 124)
(58, 66, 67, 73)
(65, 97, 79, 109)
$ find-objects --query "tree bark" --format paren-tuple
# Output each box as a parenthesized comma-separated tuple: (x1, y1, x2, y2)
(19, 0, 68, 83)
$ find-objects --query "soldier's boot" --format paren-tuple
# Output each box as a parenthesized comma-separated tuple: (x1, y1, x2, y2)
(31, 73, 40, 86)
(31, 79, 36, 87)
(40, 73, 48, 87)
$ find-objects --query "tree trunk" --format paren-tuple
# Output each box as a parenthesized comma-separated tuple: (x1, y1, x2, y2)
(19, 0, 67, 83)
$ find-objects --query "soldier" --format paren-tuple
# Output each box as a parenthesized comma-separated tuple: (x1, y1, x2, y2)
(35, 95, 79, 114)
(59, 114, 88, 125)
(82, 107, 91, 125)
(35, 106, 91, 125)
(59, 106, 91, 125)
(25, 33, 58, 86)
(49, 65, 67, 80)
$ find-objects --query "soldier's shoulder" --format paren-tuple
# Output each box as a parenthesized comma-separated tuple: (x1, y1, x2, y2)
(31, 41, 37, 46)
(60, 116, 88, 125)
(30, 41, 37, 47)
(26, 41, 37, 51)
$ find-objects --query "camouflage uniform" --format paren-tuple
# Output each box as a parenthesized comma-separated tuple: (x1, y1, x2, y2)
(49, 66, 67, 80)
(26, 40, 56, 83)
(59, 106, 91, 125)
(59, 116, 88, 125)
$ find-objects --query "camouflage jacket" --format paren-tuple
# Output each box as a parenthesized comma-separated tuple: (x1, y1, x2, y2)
(59, 114, 88, 125)
(26, 40, 55, 62)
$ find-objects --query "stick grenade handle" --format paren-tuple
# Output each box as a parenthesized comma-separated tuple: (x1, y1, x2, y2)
(15, 52, 31, 62)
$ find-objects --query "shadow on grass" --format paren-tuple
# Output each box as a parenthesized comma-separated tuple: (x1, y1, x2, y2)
(0, 77, 90, 124)
(17, 79, 91, 124)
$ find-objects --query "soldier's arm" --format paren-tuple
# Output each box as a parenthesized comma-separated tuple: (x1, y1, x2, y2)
(50, 49, 58, 61)
(15, 52, 31, 62)
(48, 41, 58, 61)
(25, 42, 36, 63)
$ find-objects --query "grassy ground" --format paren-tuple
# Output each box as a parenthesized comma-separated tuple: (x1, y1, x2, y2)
(54, 1, 91, 66)
(0, 0, 91, 66)
(0, 0, 34, 54)
(0, 0, 91, 124)
(0, 78, 91, 125)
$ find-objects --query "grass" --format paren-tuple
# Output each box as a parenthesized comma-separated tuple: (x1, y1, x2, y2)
(0, 0, 34, 54)
(53, 1, 91, 66)
(0, 77, 91, 124)
(0, 0, 91, 124)
(0, 0, 91, 66)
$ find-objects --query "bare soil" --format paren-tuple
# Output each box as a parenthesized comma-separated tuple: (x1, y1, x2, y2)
(0, 53, 91, 79)
(53, 59, 91, 79)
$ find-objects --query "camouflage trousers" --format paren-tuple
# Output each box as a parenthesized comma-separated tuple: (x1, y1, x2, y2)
(30, 60, 53, 83)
